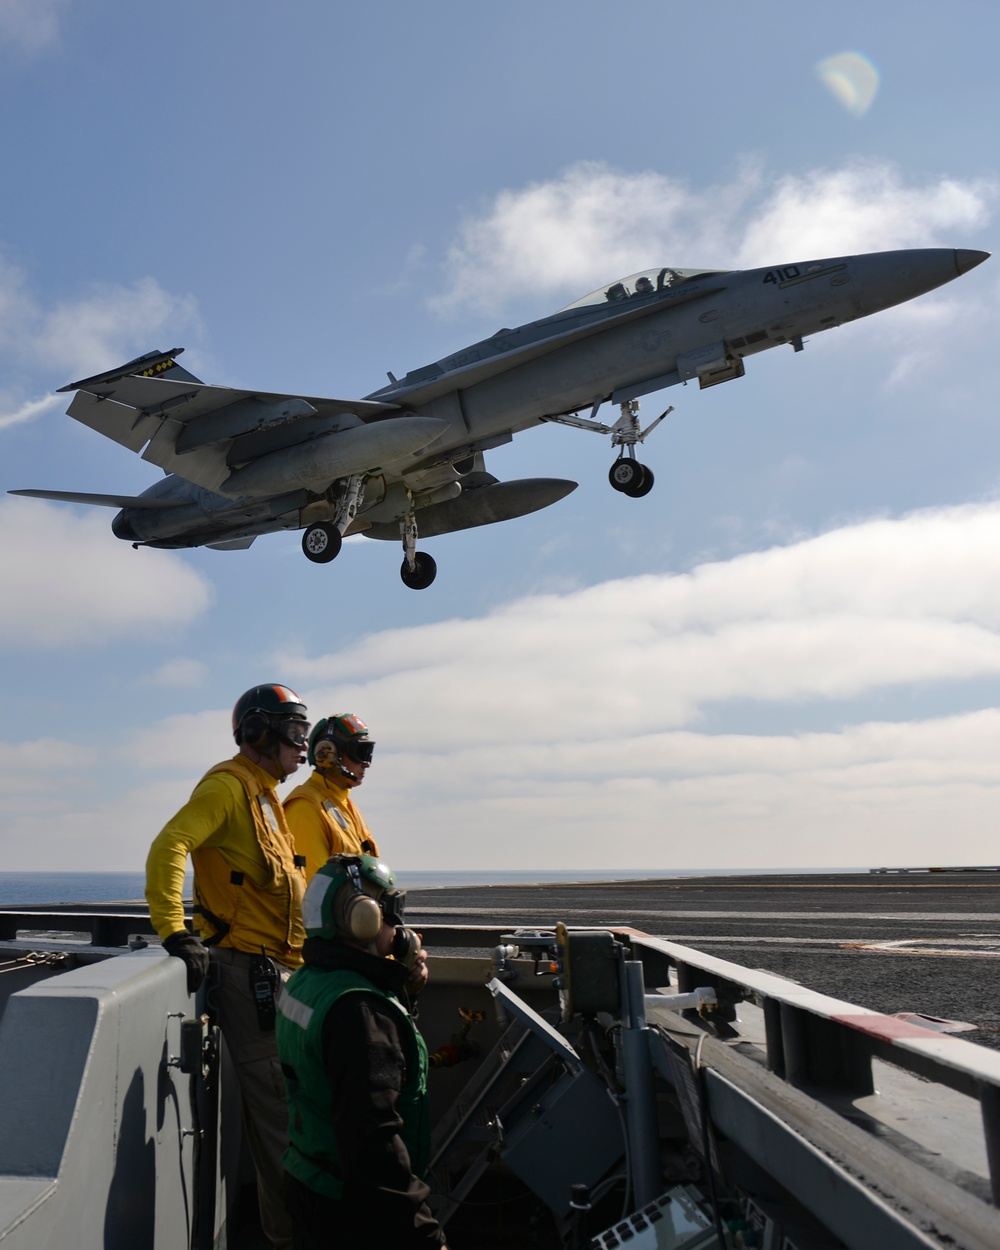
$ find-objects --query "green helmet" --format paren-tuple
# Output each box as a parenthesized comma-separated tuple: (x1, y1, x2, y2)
(308, 712, 375, 768)
(302, 853, 400, 943)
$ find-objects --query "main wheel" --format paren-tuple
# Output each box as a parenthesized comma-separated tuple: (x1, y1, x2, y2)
(302, 523, 342, 563)
(623, 463, 654, 497)
(609, 459, 643, 492)
(400, 551, 437, 590)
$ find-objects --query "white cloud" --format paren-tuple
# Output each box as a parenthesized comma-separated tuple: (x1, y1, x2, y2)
(0, 711, 986, 873)
(736, 165, 992, 266)
(0, 738, 97, 796)
(359, 709, 1000, 871)
(142, 658, 210, 689)
(120, 709, 231, 771)
(0, 392, 61, 429)
(8, 502, 1000, 871)
(278, 502, 1000, 747)
(432, 160, 996, 316)
(31, 277, 200, 378)
(0, 255, 200, 396)
(0, 778, 201, 873)
(0, 498, 214, 647)
(9, 709, 999, 873)
(251, 501, 1000, 868)
(0, 0, 67, 52)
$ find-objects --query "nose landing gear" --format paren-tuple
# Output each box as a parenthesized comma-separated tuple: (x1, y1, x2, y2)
(606, 400, 666, 498)
(541, 399, 671, 500)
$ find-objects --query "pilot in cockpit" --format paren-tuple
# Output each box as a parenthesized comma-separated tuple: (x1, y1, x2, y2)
(633, 276, 655, 296)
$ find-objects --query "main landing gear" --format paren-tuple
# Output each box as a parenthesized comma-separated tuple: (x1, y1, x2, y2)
(399, 507, 436, 590)
(302, 522, 342, 562)
(301, 474, 363, 564)
(301, 477, 437, 589)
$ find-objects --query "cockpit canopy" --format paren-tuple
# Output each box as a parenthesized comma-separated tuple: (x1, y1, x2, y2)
(559, 267, 728, 312)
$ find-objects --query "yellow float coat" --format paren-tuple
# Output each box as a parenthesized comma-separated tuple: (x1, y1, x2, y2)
(284, 769, 380, 882)
(146, 753, 305, 966)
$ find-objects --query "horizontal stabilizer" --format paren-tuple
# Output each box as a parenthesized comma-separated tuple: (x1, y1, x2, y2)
(8, 489, 189, 510)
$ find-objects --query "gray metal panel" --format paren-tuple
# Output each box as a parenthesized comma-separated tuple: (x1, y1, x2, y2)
(0, 994, 98, 1176)
(0, 948, 205, 1250)
(703, 1068, 950, 1250)
(501, 1065, 624, 1217)
(488, 978, 583, 1071)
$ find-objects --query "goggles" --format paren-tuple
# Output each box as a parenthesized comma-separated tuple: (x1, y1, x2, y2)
(340, 737, 375, 765)
(380, 888, 407, 927)
(275, 717, 311, 748)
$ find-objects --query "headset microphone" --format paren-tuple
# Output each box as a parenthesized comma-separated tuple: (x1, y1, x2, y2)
(390, 925, 422, 970)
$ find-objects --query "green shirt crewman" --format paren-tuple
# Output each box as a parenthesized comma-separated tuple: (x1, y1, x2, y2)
(276, 854, 447, 1249)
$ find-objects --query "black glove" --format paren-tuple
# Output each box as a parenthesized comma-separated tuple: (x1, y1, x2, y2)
(163, 930, 210, 993)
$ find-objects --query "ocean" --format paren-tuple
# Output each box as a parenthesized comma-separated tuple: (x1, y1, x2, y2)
(0, 866, 862, 907)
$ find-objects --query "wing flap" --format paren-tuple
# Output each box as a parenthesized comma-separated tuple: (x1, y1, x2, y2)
(66, 391, 163, 453)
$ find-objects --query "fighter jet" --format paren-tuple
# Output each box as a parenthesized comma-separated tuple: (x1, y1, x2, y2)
(11, 247, 989, 589)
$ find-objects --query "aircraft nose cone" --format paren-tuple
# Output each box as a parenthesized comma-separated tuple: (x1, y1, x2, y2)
(955, 248, 990, 275)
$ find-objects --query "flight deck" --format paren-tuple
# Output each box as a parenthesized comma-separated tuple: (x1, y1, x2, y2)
(406, 869, 1000, 1050)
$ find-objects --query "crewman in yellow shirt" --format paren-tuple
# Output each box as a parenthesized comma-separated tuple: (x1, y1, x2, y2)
(146, 683, 311, 1250)
(284, 713, 380, 881)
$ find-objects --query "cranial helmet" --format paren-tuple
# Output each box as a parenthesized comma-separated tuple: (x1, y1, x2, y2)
(232, 684, 310, 750)
(308, 713, 375, 769)
(302, 853, 402, 944)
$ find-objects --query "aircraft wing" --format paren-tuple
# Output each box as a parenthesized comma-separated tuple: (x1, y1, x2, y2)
(59, 348, 399, 494)
(8, 489, 190, 509)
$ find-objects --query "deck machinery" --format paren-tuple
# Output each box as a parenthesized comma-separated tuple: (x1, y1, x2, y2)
(1, 903, 999, 1248)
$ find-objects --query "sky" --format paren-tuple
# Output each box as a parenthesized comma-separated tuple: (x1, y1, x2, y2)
(1, 0, 998, 875)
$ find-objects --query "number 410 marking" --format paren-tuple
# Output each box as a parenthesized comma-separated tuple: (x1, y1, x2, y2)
(763, 266, 800, 284)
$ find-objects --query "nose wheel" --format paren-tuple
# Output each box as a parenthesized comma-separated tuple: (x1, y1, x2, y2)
(609, 457, 654, 497)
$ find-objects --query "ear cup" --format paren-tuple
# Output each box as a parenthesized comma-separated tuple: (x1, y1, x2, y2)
(240, 713, 271, 748)
(334, 886, 383, 942)
(313, 739, 339, 768)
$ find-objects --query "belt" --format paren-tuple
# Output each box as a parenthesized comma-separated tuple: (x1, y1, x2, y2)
(209, 946, 297, 970)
